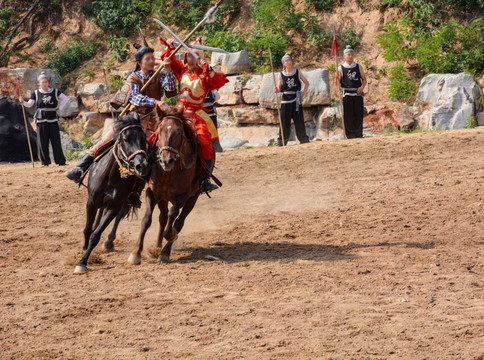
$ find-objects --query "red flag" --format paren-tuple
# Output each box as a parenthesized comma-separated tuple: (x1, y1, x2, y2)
(331, 38, 338, 58)
(14, 77, 20, 97)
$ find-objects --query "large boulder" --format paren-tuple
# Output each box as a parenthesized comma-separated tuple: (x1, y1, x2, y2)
(0, 68, 61, 98)
(80, 112, 109, 136)
(217, 105, 317, 125)
(217, 106, 279, 125)
(363, 103, 414, 133)
(313, 105, 342, 139)
(77, 83, 107, 112)
(0, 95, 38, 162)
(302, 69, 331, 107)
(211, 50, 252, 75)
(259, 69, 331, 109)
(58, 96, 80, 118)
(242, 75, 262, 104)
(219, 125, 279, 148)
(0, 68, 62, 117)
(217, 76, 243, 105)
(414, 73, 480, 129)
(49, 131, 81, 160)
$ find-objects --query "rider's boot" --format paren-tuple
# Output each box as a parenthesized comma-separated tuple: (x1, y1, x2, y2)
(201, 158, 218, 192)
(128, 179, 146, 209)
(64, 154, 94, 183)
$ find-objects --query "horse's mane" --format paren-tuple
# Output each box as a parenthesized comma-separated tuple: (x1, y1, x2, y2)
(113, 114, 142, 140)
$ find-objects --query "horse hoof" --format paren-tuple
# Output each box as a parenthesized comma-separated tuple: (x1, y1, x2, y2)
(103, 241, 115, 252)
(74, 265, 88, 274)
(158, 254, 170, 264)
(128, 253, 141, 265)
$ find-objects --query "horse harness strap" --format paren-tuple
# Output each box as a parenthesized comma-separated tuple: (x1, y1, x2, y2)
(113, 124, 147, 179)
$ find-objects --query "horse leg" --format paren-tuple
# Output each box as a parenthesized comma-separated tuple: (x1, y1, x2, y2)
(92, 207, 104, 231)
(173, 195, 199, 234)
(155, 200, 168, 248)
(103, 204, 129, 252)
(83, 201, 97, 251)
(159, 195, 187, 264)
(128, 188, 156, 265)
(74, 206, 119, 274)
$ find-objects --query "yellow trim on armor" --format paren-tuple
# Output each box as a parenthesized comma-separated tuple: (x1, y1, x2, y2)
(196, 109, 218, 139)
(180, 75, 205, 98)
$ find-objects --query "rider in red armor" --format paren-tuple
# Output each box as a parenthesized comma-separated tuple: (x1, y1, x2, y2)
(161, 39, 228, 191)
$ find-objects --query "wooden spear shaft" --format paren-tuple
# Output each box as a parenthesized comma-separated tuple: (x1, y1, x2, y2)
(269, 47, 285, 146)
(17, 77, 35, 167)
(333, 28, 347, 140)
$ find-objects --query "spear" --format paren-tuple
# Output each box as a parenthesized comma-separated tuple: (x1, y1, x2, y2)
(119, 0, 225, 117)
(332, 25, 347, 139)
(16, 76, 35, 167)
(102, 67, 116, 120)
(268, 47, 285, 146)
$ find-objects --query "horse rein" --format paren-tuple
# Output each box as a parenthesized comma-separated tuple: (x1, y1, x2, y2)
(112, 124, 148, 179)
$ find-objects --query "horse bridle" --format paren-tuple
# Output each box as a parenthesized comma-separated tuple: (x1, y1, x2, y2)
(113, 124, 147, 178)
(156, 116, 196, 171)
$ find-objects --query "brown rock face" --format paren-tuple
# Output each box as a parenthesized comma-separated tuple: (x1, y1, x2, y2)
(364, 105, 415, 133)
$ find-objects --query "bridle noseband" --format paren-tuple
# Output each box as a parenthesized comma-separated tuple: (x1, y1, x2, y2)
(113, 124, 147, 178)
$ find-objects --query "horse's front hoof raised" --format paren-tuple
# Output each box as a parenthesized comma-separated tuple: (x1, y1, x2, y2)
(103, 240, 115, 252)
(74, 265, 88, 274)
(128, 253, 141, 265)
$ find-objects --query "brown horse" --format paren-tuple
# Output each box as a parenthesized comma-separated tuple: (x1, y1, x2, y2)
(128, 105, 201, 265)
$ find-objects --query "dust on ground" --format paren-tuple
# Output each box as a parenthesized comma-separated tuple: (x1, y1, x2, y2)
(1, 129, 483, 359)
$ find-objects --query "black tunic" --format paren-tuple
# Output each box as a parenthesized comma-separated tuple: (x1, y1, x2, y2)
(31, 88, 60, 123)
(280, 69, 302, 103)
(339, 62, 363, 91)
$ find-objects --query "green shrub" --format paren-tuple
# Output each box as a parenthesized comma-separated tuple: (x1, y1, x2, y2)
(108, 74, 125, 93)
(90, 0, 151, 35)
(108, 35, 130, 62)
(247, 28, 289, 72)
(155, 0, 241, 32)
(305, 0, 340, 10)
(341, 27, 361, 48)
(39, 35, 54, 54)
(466, 116, 477, 129)
(378, 18, 484, 76)
(251, 0, 300, 33)
(203, 30, 247, 54)
(303, 14, 331, 48)
(46, 38, 100, 76)
(0, 5, 14, 41)
(388, 62, 417, 103)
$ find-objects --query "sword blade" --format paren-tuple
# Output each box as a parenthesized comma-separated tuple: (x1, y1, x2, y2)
(154, 18, 200, 60)
(173, 41, 229, 54)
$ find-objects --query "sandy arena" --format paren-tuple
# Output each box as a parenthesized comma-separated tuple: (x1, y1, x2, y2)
(1, 129, 483, 359)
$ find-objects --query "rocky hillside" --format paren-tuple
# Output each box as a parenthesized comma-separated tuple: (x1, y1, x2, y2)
(1, 0, 481, 103)
(1, 0, 483, 154)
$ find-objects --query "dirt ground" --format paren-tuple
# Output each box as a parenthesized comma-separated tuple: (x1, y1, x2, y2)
(1, 129, 483, 359)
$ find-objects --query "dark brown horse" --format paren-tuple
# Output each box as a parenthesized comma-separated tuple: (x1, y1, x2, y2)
(74, 113, 148, 273)
(128, 105, 201, 265)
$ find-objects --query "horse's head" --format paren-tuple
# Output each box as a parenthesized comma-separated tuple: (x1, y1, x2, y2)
(113, 111, 148, 177)
(154, 104, 185, 172)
